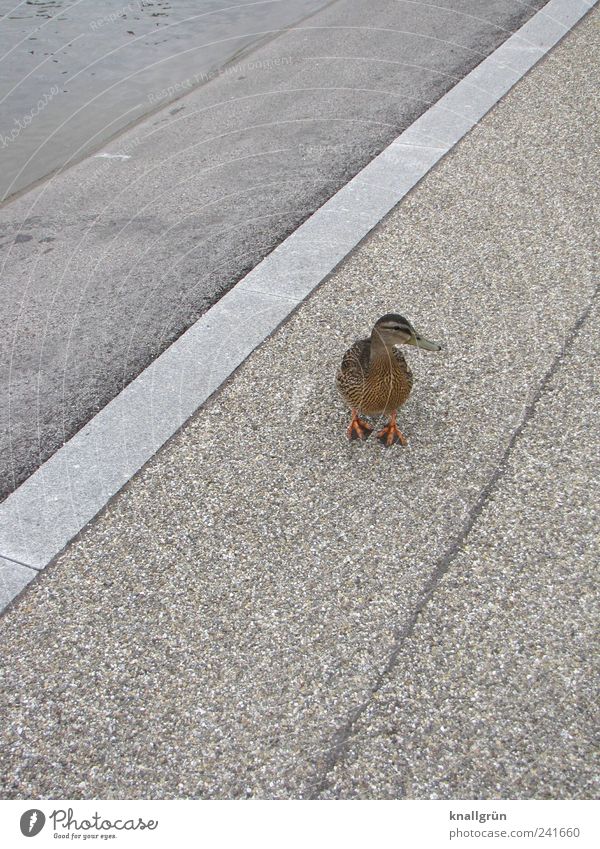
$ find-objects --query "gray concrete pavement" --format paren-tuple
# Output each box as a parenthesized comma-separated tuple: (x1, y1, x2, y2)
(318, 301, 600, 799)
(0, 0, 548, 501)
(0, 5, 597, 799)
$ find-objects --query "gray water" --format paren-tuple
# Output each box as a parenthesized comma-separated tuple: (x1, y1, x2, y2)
(0, 0, 330, 201)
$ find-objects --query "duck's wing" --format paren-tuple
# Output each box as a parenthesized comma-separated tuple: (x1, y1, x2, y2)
(336, 338, 370, 395)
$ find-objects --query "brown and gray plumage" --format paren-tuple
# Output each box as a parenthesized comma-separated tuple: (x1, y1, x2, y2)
(336, 313, 441, 445)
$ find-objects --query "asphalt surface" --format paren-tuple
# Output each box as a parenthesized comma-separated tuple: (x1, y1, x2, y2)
(0, 6, 597, 799)
(0, 0, 330, 199)
(0, 0, 548, 502)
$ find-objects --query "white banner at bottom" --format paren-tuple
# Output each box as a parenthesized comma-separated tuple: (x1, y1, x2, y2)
(0, 799, 597, 849)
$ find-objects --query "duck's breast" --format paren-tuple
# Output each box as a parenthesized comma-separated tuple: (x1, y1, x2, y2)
(360, 350, 413, 414)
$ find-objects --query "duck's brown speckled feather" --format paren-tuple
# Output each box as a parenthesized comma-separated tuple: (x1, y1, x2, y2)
(336, 338, 413, 415)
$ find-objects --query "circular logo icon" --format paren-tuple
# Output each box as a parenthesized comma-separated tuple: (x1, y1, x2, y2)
(20, 810, 46, 837)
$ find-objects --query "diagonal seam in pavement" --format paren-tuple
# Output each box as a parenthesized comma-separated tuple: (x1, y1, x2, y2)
(308, 281, 600, 798)
(0, 553, 38, 572)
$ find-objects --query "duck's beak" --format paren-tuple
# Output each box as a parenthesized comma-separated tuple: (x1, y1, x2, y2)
(408, 332, 442, 352)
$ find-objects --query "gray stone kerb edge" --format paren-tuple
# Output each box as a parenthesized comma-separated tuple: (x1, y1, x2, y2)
(0, 0, 594, 610)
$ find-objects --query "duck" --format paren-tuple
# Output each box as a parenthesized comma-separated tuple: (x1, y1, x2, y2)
(336, 313, 441, 446)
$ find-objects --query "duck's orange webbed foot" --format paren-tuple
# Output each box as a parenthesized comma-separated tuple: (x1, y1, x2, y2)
(346, 409, 373, 441)
(376, 412, 408, 447)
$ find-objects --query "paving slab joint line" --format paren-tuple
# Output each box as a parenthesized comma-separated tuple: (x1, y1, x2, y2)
(307, 282, 600, 799)
(0, 553, 38, 572)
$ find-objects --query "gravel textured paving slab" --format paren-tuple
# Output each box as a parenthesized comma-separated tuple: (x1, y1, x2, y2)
(0, 9, 597, 800)
(317, 301, 600, 800)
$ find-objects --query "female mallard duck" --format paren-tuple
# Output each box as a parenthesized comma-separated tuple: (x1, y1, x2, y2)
(336, 313, 441, 446)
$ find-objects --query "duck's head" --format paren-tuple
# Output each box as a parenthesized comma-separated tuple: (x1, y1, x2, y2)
(372, 313, 442, 352)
